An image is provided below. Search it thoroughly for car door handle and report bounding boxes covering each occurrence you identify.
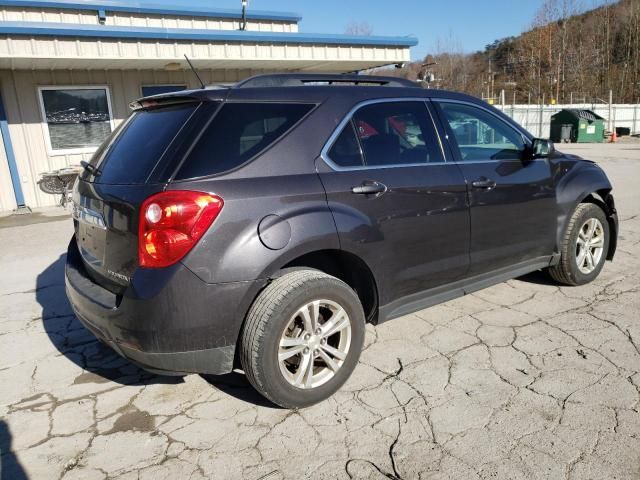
[471,178,497,189]
[351,181,387,195]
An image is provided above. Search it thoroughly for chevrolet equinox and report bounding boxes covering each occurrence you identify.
[65,74,618,408]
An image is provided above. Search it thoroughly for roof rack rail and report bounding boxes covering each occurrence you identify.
[235,73,419,89]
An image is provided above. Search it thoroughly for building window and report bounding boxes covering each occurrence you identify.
[38,86,114,155]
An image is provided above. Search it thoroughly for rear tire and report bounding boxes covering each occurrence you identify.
[548,203,609,286]
[239,270,365,408]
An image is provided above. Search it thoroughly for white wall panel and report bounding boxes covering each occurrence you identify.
[0,67,294,210]
[0,6,299,32]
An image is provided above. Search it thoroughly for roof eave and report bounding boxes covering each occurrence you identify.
[0,0,302,23]
[0,21,419,48]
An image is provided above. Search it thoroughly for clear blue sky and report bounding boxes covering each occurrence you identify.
[275,0,547,59]
[136,0,605,60]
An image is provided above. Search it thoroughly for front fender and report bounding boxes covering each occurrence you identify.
[554,159,617,258]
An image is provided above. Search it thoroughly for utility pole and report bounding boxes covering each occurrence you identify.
[240,0,248,31]
[608,89,613,133]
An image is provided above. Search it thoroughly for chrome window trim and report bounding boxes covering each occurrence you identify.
[432,98,533,150]
[320,98,449,172]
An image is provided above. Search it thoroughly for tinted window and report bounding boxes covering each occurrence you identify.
[439,102,525,161]
[94,103,197,184]
[328,122,364,167]
[352,102,444,167]
[176,102,314,179]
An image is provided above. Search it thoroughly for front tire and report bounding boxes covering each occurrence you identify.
[548,203,610,286]
[239,270,365,408]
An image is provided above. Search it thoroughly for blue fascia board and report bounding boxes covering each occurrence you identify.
[0,91,26,207]
[0,21,419,47]
[0,0,303,22]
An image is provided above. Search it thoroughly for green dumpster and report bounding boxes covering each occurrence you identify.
[550,109,605,143]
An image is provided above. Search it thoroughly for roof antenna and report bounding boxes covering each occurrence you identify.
[184,54,205,89]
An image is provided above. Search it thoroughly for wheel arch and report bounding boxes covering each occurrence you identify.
[278,249,379,324]
[233,248,379,369]
[555,162,617,261]
[579,189,617,260]
[254,248,379,325]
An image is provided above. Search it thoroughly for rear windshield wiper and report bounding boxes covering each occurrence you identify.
[80,160,101,177]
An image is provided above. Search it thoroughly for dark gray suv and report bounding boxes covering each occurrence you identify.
[65,74,618,408]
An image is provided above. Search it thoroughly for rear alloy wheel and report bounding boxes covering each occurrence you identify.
[240,270,365,408]
[278,299,352,389]
[548,203,610,286]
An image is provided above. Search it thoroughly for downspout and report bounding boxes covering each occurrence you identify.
[0,92,30,214]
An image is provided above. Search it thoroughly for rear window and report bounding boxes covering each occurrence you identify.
[175,102,314,180]
[92,103,198,184]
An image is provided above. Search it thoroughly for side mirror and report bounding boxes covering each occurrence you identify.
[531,138,554,159]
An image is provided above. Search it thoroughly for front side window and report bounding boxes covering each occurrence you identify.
[438,102,525,161]
[351,102,443,167]
[176,102,314,179]
[39,87,113,154]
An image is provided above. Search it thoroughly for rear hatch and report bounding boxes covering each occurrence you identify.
[73,98,216,293]
[73,93,316,294]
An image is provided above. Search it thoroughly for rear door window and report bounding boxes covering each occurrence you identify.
[327,122,364,167]
[175,102,314,180]
[92,103,198,184]
[352,102,444,166]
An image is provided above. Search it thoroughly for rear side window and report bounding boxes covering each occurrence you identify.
[176,102,314,179]
[93,103,198,184]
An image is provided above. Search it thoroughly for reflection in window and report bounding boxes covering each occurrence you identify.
[328,122,364,167]
[439,102,525,161]
[176,102,314,179]
[40,88,112,152]
[352,102,443,167]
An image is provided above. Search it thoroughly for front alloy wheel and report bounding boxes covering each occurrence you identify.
[575,218,605,274]
[548,202,610,286]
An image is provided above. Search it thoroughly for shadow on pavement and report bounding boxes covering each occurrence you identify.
[202,372,280,409]
[516,269,558,286]
[0,421,27,480]
[36,254,180,387]
[36,254,275,407]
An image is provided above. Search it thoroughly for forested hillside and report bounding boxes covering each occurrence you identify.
[394,0,639,103]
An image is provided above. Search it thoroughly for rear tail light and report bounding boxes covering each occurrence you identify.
[139,190,223,268]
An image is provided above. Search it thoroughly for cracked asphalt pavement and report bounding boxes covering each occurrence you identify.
[0,142,639,480]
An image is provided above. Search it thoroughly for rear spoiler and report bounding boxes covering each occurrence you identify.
[129,95,203,111]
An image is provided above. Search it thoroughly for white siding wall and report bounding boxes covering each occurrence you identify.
[0,6,299,32]
[0,35,410,71]
[0,68,283,210]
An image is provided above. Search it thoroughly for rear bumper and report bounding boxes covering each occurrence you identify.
[65,236,265,375]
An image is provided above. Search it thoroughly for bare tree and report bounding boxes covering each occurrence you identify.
[344,22,374,36]
[389,0,639,103]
